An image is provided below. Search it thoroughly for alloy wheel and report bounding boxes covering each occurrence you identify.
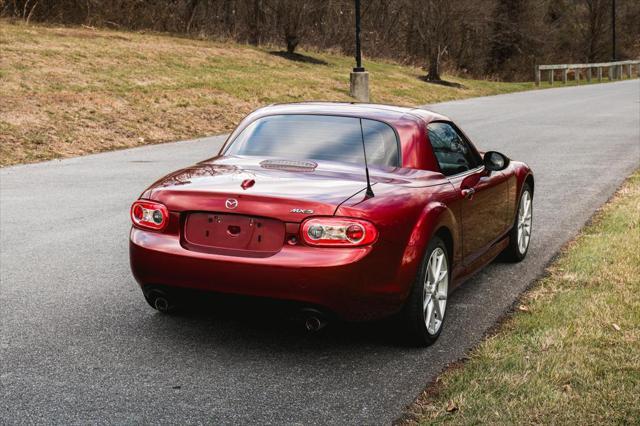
[517,190,532,254]
[423,247,448,335]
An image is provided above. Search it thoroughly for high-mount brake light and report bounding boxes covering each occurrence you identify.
[301,218,377,247]
[130,200,169,231]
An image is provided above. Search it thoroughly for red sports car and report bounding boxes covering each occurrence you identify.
[130,102,533,346]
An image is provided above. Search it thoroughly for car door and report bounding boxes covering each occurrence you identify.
[426,122,509,265]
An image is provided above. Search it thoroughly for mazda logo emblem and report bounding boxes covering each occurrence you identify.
[225,198,238,209]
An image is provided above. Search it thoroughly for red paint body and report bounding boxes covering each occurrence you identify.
[130,103,533,320]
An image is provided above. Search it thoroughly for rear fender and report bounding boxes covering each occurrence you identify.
[399,201,460,293]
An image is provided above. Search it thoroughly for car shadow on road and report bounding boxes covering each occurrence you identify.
[133,258,511,353]
[142,291,413,350]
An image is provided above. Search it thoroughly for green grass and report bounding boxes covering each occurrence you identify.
[407,171,640,425]
[0,20,627,166]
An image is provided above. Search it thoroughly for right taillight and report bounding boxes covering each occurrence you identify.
[130,200,169,231]
[301,217,378,247]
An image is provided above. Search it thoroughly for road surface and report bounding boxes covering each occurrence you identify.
[1,80,639,424]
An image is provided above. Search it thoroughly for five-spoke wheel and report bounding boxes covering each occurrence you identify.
[403,236,450,346]
[423,247,448,335]
[517,189,532,255]
[504,183,533,261]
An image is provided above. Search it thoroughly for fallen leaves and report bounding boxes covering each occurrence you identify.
[540,334,556,352]
[561,272,579,282]
[446,400,459,413]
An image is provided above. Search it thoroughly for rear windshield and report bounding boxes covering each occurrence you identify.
[225,114,399,167]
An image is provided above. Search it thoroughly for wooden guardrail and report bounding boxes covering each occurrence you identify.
[535,60,640,86]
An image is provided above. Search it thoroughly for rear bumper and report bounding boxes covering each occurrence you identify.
[129,228,409,320]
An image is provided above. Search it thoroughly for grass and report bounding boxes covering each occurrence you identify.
[406,171,640,425]
[0,20,581,167]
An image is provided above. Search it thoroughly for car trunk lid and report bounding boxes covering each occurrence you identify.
[143,156,374,256]
[143,156,373,221]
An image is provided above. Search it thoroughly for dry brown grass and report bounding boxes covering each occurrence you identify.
[0,21,540,166]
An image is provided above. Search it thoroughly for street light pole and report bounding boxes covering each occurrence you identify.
[611,0,616,61]
[354,0,364,72]
[349,0,369,101]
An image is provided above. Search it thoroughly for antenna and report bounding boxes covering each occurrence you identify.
[358,119,375,198]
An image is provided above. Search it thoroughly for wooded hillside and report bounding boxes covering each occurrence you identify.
[3,0,639,81]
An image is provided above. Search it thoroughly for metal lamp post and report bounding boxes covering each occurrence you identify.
[611,0,620,79]
[349,0,369,102]
[612,0,616,62]
[354,0,364,73]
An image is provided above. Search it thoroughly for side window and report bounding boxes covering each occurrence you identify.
[427,122,479,176]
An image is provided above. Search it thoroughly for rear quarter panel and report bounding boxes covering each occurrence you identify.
[335,181,460,300]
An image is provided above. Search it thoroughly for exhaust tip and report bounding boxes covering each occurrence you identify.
[305,316,323,332]
[145,288,175,313]
[301,309,328,332]
[154,296,170,313]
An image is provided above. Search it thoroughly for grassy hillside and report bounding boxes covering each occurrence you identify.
[1,21,547,166]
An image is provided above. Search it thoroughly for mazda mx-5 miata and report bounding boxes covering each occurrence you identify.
[130,102,533,346]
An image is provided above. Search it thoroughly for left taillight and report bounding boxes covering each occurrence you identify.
[301,217,378,247]
[130,200,169,231]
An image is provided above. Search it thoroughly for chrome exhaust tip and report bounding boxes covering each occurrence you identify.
[154,296,170,313]
[145,288,175,313]
[302,309,328,332]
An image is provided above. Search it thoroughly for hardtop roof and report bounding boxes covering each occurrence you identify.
[256,101,450,124]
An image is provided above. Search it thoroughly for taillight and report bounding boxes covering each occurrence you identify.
[301,217,377,247]
[130,200,169,231]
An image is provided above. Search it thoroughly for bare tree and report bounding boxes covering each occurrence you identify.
[2,0,639,81]
[247,0,264,45]
[184,0,200,33]
[412,0,454,81]
[266,0,325,54]
[574,0,611,62]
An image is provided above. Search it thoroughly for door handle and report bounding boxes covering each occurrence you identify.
[461,188,476,199]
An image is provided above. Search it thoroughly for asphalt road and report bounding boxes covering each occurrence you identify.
[1,80,639,425]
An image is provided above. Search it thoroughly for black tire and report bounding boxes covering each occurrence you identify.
[402,236,450,347]
[502,183,533,262]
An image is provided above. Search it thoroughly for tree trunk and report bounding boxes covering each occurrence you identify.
[426,51,440,81]
[286,34,299,54]
[248,0,263,46]
[184,0,199,33]
[223,0,236,37]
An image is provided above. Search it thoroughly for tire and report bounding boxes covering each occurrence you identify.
[402,236,450,347]
[503,183,533,262]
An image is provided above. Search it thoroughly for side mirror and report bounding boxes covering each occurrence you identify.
[483,151,510,171]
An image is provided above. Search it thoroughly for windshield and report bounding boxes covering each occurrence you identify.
[225,114,399,167]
